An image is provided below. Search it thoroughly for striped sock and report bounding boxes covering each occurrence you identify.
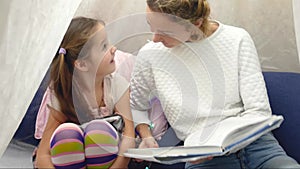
[84,120,119,169]
[50,123,86,169]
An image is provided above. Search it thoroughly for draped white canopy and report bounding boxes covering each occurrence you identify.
[0,0,82,157]
[0,0,299,157]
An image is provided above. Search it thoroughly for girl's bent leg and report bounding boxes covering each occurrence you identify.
[50,123,85,169]
[84,120,119,168]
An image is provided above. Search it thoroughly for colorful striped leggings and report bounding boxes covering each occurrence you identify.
[50,120,119,169]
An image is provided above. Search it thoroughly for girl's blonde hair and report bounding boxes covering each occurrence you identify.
[147,0,211,35]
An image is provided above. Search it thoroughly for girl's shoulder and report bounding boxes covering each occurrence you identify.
[108,73,129,103]
[110,73,129,85]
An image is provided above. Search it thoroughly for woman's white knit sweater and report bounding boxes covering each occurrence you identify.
[130,21,271,141]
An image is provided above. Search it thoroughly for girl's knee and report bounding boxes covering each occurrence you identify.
[84,120,119,168]
[84,120,118,138]
[50,123,85,168]
[51,123,84,143]
[84,119,119,147]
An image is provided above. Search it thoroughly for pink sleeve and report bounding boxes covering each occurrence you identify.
[115,50,168,140]
[148,98,168,140]
[114,50,135,82]
[34,87,51,139]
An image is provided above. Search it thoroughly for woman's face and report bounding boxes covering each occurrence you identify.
[146,6,192,48]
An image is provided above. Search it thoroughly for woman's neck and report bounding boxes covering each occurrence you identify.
[206,21,219,37]
[187,21,219,42]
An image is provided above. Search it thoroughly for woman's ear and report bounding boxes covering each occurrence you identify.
[74,59,88,72]
[189,18,204,41]
[194,18,203,28]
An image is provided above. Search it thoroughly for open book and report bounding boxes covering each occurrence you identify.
[124,115,283,164]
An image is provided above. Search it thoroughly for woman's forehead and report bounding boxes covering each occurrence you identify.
[147,13,188,32]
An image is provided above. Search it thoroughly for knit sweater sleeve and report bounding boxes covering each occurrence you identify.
[130,46,156,127]
[238,30,272,117]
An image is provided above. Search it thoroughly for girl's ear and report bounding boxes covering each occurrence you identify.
[74,59,88,72]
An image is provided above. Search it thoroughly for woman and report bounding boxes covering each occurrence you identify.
[130,0,300,168]
[36,17,135,168]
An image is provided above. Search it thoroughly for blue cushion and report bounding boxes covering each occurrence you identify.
[13,70,300,165]
[263,72,300,163]
[13,69,50,146]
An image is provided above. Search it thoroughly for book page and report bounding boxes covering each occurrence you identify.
[222,115,283,153]
[184,115,272,147]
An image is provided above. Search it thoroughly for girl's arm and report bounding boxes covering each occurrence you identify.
[110,89,136,168]
[35,107,66,168]
[136,123,159,149]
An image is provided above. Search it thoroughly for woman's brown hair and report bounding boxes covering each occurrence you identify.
[147,0,211,35]
[49,17,104,123]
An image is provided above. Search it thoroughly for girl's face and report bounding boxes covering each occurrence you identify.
[85,25,116,77]
[146,6,192,48]
[96,43,117,77]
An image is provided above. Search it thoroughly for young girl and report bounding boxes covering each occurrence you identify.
[35,17,135,168]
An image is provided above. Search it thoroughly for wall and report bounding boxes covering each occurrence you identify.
[75,0,300,72]
[293,0,300,65]
[75,0,149,54]
[209,0,300,73]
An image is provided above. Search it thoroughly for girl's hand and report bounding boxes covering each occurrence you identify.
[133,136,159,163]
[138,136,159,149]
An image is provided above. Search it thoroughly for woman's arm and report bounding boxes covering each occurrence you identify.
[238,30,272,117]
[35,107,66,168]
[110,89,136,168]
[129,46,159,149]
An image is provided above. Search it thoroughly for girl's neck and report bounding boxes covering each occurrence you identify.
[79,74,104,92]
[95,77,105,108]
[76,75,105,109]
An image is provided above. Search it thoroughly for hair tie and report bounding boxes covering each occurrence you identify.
[59,48,67,55]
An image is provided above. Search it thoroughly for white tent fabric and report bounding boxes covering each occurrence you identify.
[74,0,149,54]
[0,0,82,157]
[1,0,300,162]
[293,0,300,64]
[75,0,300,73]
[209,0,300,72]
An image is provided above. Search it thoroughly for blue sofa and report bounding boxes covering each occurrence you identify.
[13,69,50,146]
[13,71,300,166]
[263,72,300,163]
